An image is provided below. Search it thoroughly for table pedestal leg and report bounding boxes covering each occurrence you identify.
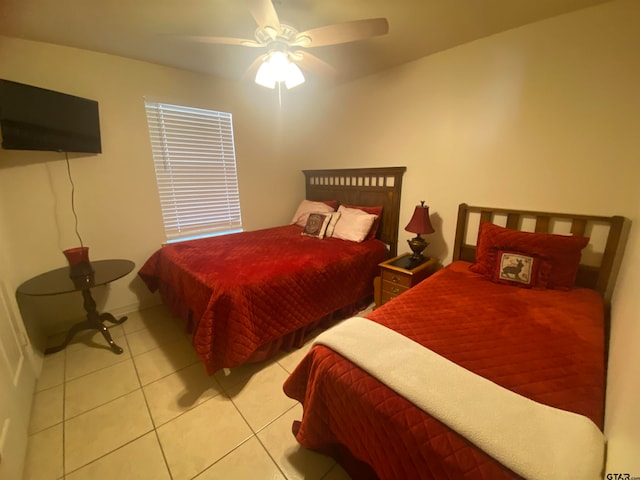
[44,288,127,355]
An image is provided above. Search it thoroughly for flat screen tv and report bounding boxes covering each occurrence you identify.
[0,79,102,154]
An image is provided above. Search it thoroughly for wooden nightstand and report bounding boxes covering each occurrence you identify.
[374,253,437,307]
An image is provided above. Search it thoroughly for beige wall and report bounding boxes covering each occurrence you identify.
[284,0,640,473]
[0,36,304,337]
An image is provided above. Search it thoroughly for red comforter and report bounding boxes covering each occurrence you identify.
[138,225,387,374]
[283,261,606,479]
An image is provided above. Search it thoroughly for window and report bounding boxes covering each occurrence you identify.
[144,101,242,242]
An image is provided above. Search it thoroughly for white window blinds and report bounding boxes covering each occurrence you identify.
[144,101,242,242]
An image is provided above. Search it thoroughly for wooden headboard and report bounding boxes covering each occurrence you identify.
[452,203,626,300]
[303,167,406,257]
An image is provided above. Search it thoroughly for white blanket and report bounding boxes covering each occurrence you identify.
[313,316,605,480]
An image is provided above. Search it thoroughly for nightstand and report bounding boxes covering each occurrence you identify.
[374,253,437,307]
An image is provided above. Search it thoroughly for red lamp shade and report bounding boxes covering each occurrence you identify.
[405,202,435,235]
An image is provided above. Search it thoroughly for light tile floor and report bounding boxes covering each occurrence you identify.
[23,304,359,480]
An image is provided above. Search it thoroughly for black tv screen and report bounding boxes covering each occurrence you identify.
[0,80,102,154]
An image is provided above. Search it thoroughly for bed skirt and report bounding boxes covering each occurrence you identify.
[155,280,373,372]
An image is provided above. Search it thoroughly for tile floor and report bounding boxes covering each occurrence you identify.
[22,304,359,480]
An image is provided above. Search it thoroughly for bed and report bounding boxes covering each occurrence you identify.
[138,166,406,374]
[283,203,626,480]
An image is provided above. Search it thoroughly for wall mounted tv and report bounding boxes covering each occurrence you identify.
[0,79,102,154]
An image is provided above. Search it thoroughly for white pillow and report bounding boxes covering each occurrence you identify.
[290,200,335,227]
[332,207,377,242]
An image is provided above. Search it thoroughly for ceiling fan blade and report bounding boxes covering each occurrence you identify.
[181,35,262,47]
[294,51,337,80]
[293,18,389,48]
[247,0,281,31]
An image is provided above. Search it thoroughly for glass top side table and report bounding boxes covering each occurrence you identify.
[17,259,135,354]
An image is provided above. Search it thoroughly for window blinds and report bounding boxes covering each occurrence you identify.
[145,101,242,241]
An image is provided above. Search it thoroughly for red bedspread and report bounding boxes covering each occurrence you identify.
[283,261,606,479]
[138,225,387,374]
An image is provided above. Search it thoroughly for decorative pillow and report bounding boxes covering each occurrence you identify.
[324,212,342,237]
[322,200,339,210]
[332,207,378,243]
[302,213,332,239]
[339,205,383,240]
[290,200,336,227]
[470,222,589,290]
[491,250,550,289]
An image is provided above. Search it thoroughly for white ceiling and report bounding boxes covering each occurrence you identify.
[0,0,612,87]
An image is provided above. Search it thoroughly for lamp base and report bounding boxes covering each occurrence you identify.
[407,235,428,262]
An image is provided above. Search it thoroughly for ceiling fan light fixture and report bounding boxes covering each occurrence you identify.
[284,62,305,89]
[254,50,305,90]
[268,50,290,82]
[255,60,276,89]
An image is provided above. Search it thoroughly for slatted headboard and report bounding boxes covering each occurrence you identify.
[303,167,406,257]
[452,203,626,300]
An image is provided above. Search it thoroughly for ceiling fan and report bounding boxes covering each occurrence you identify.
[184,0,389,89]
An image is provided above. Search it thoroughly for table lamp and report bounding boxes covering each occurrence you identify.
[405,201,435,262]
